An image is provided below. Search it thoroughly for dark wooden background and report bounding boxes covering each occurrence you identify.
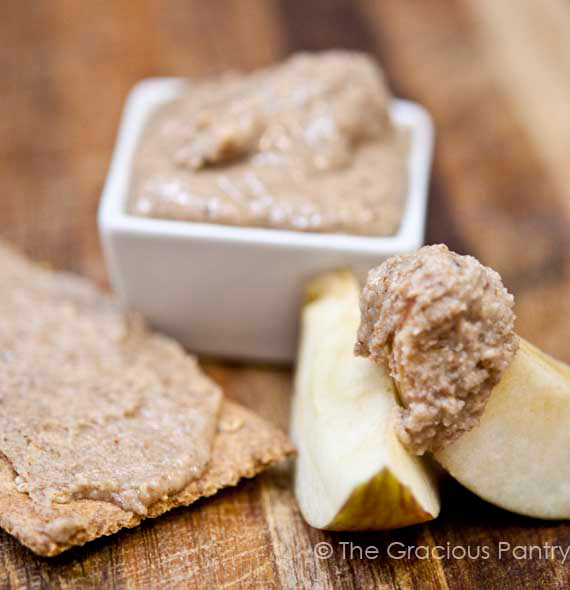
[2,1,570,588]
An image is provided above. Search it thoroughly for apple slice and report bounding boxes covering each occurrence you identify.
[291,271,440,530]
[435,338,570,519]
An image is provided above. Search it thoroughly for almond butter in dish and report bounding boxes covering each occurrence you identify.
[0,242,293,557]
[127,50,410,237]
[100,51,433,364]
[292,245,570,530]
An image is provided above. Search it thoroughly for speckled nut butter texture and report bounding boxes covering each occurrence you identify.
[129,51,409,236]
[0,244,222,539]
[355,244,518,455]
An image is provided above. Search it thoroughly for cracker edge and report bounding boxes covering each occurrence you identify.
[0,401,294,557]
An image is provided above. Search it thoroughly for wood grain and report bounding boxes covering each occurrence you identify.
[1,0,570,588]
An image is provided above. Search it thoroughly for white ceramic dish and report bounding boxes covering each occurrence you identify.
[98,78,434,363]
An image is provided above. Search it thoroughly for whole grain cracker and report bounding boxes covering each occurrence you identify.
[0,242,293,556]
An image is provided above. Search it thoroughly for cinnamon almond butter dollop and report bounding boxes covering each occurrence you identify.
[355,244,518,455]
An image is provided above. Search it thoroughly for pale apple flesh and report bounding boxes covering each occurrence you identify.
[291,271,440,531]
[435,338,570,520]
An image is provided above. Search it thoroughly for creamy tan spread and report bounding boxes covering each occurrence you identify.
[128,51,409,236]
[355,244,518,455]
[0,244,222,523]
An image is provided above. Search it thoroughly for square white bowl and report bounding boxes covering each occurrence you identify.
[98,78,434,363]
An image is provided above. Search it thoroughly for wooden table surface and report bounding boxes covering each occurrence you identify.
[2,1,570,588]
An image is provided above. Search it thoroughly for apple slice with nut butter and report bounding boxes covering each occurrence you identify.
[292,244,570,529]
[291,271,440,530]
[435,338,570,519]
